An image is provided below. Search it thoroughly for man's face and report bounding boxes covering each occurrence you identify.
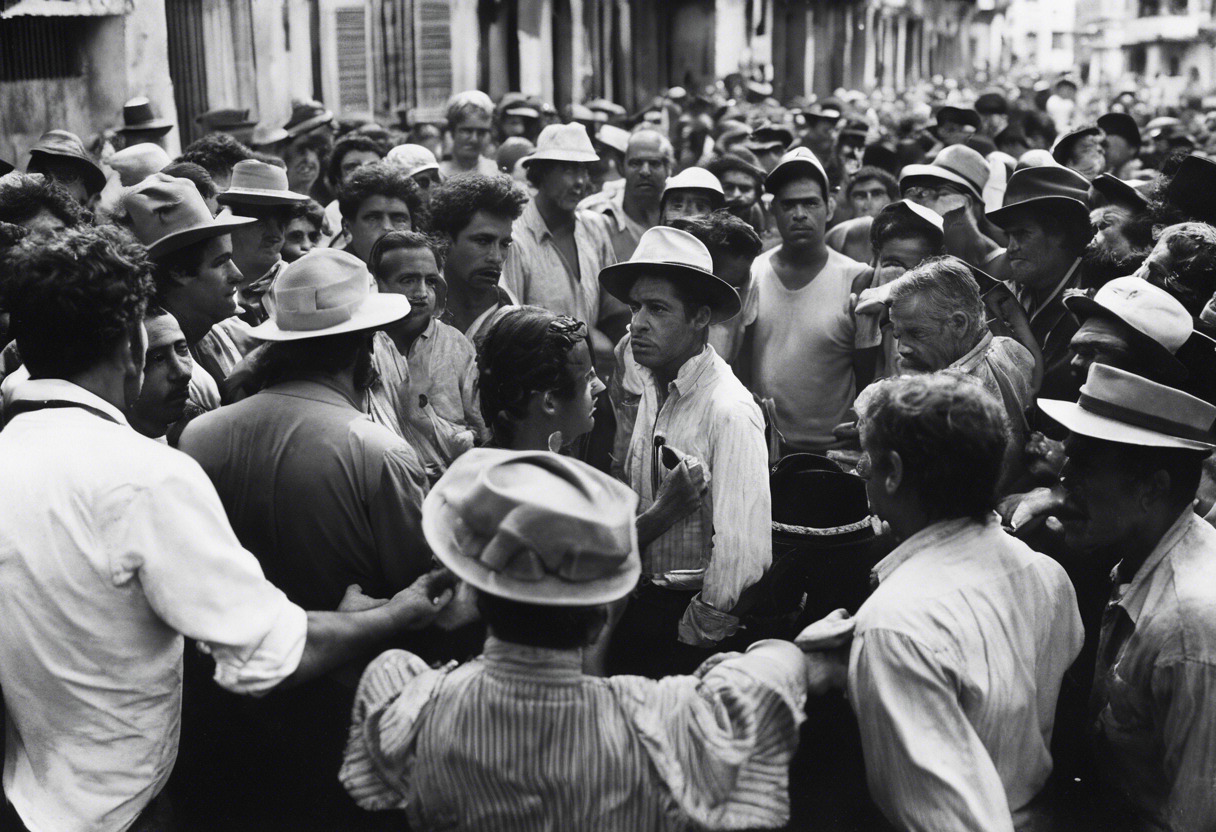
[1067,134,1106,181]
[286,148,321,194]
[1068,316,1137,388]
[501,115,530,138]
[1088,205,1138,265]
[661,189,715,224]
[720,171,759,217]
[337,150,381,187]
[447,210,513,290]
[411,169,441,204]
[715,253,754,292]
[623,136,670,204]
[131,313,193,435]
[19,208,67,238]
[174,234,243,326]
[347,195,411,263]
[537,161,591,213]
[836,140,865,176]
[849,177,893,219]
[1002,213,1061,287]
[376,246,440,330]
[229,210,286,284]
[1132,235,1175,289]
[36,159,90,204]
[981,112,1009,137]
[1104,134,1136,172]
[771,177,832,249]
[936,121,971,147]
[452,112,493,162]
[1057,434,1146,552]
[281,217,321,263]
[875,235,938,285]
[627,275,705,371]
[890,294,964,373]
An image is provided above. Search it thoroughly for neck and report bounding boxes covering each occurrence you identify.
[650,341,704,392]
[386,315,430,356]
[65,365,128,414]
[779,240,828,268]
[234,256,270,290]
[535,193,574,233]
[1026,256,1076,300]
[163,297,217,346]
[886,502,938,543]
[445,273,499,321]
[510,421,558,452]
[1112,506,1187,582]
[622,187,660,225]
[300,366,360,405]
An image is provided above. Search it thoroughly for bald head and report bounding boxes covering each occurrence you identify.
[624,130,673,205]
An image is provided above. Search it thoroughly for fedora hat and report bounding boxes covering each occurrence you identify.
[195,107,258,132]
[423,449,641,606]
[595,124,631,156]
[769,454,877,547]
[386,143,440,178]
[123,174,256,258]
[1051,125,1103,164]
[600,226,741,324]
[987,163,1090,227]
[283,99,334,137]
[587,98,626,119]
[216,159,309,206]
[899,144,989,202]
[499,93,541,121]
[107,143,172,187]
[1091,172,1150,211]
[765,146,831,197]
[1040,362,1216,451]
[1146,116,1181,139]
[26,130,107,195]
[250,249,410,341]
[117,97,173,136]
[662,166,724,204]
[748,123,794,150]
[800,103,842,123]
[934,105,981,132]
[975,92,1009,115]
[522,123,599,166]
[1097,112,1141,148]
[1064,277,1191,385]
[1164,155,1216,225]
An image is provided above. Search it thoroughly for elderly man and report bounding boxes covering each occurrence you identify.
[1132,221,1216,323]
[1039,364,1216,830]
[320,134,384,236]
[601,226,770,666]
[579,129,672,261]
[851,373,1083,831]
[442,90,499,178]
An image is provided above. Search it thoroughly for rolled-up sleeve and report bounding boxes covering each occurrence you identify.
[104,459,306,695]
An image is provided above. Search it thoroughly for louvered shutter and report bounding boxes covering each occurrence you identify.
[320,0,373,119]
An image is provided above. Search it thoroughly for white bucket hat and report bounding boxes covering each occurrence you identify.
[661,166,725,201]
[522,123,599,166]
[386,144,440,178]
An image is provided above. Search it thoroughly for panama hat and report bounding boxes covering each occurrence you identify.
[764,146,831,197]
[1091,173,1149,211]
[1097,112,1141,149]
[249,249,409,341]
[423,449,641,606]
[386,144,440,178]
[117,97,173,136]
[123,174,256,258]
[661,166,724,206]
[216,159,309,206]
[1040,363,1215,451]
[25,130,107,195]
[107,143,172,187]
[599,226,741,324]
[283,100,334,137]
[987,164,1090,226]
[899,144,989,202]
[522,123,599,166]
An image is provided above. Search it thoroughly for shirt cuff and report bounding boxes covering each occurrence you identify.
[678,592,741,646]
[210,597,307,695]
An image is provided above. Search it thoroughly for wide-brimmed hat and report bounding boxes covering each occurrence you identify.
[595,124,631,156]
[1039,363,1216,451]
[521,123,599,166]
[1163,154,1216,224]
[250,249,410,341]
[1052,125,1103,165]
[386,144,440,178]
[599,226,741,324]
[123,174,256,259]
[662,166,724,205]
[747,123,794,150]
[283,100,334,137]
[899,144,989,202]
[764,146,830,196]
[987,164,1090,226]
[26,130,106,195]
[117,97,174,136]
[1097,112,1141,148]
[216,159,310,206]
[1091,172,1149,211]
[875,199,945,243]
[1064,277,1191,385]
[769,454,877,547]
[196,107,259,132]
[423,449,641,606]
[934,105,981,132]
[107,143,172,187]
[1146,116,1181,139]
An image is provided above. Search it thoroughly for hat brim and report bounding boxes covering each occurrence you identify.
[217,187,310,206]
[118,122,174,136]
[1063,294,1189,384]
[899,165,983,201]
[199,120,259,132]
[599,261,741,324]
[28,149,107,195]
[1091,175,1149,210]
[1052,127,1102,163]
[247,293,412,341]
[765,159,830,197]
[423,491,641,606]
[147,213,257,259]
[522,150,600,165]
[284,112,334,137]
[1038,398,1215,451]
[987,195,1089,227]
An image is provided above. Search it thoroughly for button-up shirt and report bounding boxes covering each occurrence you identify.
[949,330,1035,437]
[0,379,307,832]
[501,200,617,326]
[579,185,650,262]
[1090,509,1216,831]
[849,515,1083,832]
[624,345,771,642]
[340,637,808,831]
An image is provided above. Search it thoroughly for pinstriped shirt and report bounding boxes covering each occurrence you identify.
[341,637,807,831]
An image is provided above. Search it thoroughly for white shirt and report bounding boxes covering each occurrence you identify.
[0,379,308,832]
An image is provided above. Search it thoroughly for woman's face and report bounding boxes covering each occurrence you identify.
[550,339,604,444]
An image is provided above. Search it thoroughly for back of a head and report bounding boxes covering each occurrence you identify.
[887,255,985,340]
[178,133,254,180]
[668,210,762,266]
[0,174,86,229]
[428,173,529,239]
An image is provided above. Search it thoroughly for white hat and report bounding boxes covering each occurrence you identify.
[662,166,724,200]
[765,146,830,196]
[250,249,410,341]
[596,124,631,156]
[522,123,599,166]
[386,144,440,178]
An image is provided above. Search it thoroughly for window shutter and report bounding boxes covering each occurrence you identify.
[413,0,451,108]
[320,0,373,119]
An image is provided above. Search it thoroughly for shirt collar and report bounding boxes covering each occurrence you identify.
[872,515,987,584]
[640,344,716,398]
[6,377,130,427]
[949,330,994,374]
[482,636,584,684]
[1113,508,1196,625]
[265,376,362,411]
[240,258,284,301]
[521,199,554,242]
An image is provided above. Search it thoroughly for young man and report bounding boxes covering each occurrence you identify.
[707,150,767,229]
[600,226,770,667]
[336,160,425,264]
[441,90,499,178]
[825,165,901,263]
[126,306,194,442]
[851,373,1083,831]
[321,134,385,236]
[429,172,529,342]
[658,166,724,225]
[281,198,327,262]
[0,226,453,832]
[579,129,673,261]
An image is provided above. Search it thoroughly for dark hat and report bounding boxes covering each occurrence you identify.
[195,107,258,132]
[283,100,334,137]
[25,130,106,195]
[965,134,997,157]
[934,106,981,131]
[747,123,794,150]
[498,92,540,120]
[0,158,12,177]
[1164,155,1216,224]
[995,124,1030,150]
[117,96,174,136]
[1052,125,1103,164]
[769,454,877,547]
[1097,112,1141,148]
[801,103,842,123]
[838,120,869,143]
[1091,172,1150,211]
[975,92,1009,115]
[707,150,766,185]
[987,164,1091,226]
[862,143,900,175]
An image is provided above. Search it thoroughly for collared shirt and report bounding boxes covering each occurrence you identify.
[949,330,1035,435]
[194,316,260,390]
[578,185,650,262]
[0,379,306,832]
[501,199,617,327]
[340,637,808,831]
[624,345,771,642]
[849,516,1083,832]
[178,377,431,611]
[1006,257,1083,401]
[235,259,285,326]
[1090,509,1216,831]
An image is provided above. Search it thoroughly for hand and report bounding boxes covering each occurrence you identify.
[385,568,459,630]
[337,584,388,613]
[935,193,972,220]
[851,286,891,319]
[653,455,709,522]
[1024,432,1067,481]
[997,486,1067,536]
[433,580,481,631]
[795,608,855,651]
[832,420,860,442]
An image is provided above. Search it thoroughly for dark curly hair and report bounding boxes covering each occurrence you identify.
[326,134,385,189]
[161,161,218,203]
[670,210,762,262]
[0,175,86,228]
[177,133,253,182]
[337,160,428,231]
[845,166,899,201]
[476,306,586,447]
[428,173,528,239]
[706,153,764,187]
[0,224,154,378]
[369,229,448,277]
[286,132,332,165]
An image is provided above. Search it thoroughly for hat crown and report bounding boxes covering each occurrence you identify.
[1080,363,1215,439]
[1093,276,1192,352]
[629,226,714,273]
[1002,163,1090,207]
[227,159,291,193]
[31,129,87,158]
[265,249,379,333]
[765,146,830,195]
[881,198,945,232]
[108,143,172,186]
[386,143,439,176]
[123,174,215,247]
[932,144,990,193]
[535,122,597,156]
[123,97,157,124]
[663,166,723,197]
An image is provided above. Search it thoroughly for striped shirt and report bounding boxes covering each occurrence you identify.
[341,637,807,831]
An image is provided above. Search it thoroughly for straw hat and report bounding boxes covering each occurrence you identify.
[521,123,599,166]
[123,174,256,258]
[899,144,990,202]
[216,159,309,206]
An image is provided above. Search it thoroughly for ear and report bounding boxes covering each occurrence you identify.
[884,450,904,496]
[693,304,712,331]
[123,320,146,377]
[826,194,837,225]
[538,389,560,417]
[947,311,970,335]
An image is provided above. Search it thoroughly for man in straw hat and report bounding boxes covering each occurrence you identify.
[175,248,437,827]
[1036,363,1216,830]
[24,129,107,205]
[0,225,456,832]
[599,226,770,667]
[341,447,841,830]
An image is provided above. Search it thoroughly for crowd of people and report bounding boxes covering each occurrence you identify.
[3,69,1216,831]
